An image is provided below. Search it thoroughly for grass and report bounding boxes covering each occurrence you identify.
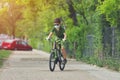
[80,56,120,71]
[0,50,11,67]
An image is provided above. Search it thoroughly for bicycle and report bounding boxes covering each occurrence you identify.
[48,38,66,71]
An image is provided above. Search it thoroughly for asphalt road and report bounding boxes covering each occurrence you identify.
[0,49,120,80]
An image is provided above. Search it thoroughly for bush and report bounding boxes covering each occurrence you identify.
[81,56,120,71]
[104,58,120,71]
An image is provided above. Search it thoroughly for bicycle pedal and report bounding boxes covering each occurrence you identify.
[63,59,67,64]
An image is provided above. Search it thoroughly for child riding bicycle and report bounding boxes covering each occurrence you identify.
[46,18,67,64]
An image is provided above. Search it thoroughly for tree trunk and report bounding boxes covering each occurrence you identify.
[66,0,78,26]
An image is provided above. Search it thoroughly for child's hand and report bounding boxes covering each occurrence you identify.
[46,37,50,40]
[62,38,66,42]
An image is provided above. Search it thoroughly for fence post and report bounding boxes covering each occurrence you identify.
[112,27,115,56]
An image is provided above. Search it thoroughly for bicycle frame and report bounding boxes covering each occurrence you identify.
[53,39,61,49]
[52,39,62,59]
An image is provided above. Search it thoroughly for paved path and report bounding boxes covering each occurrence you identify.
[0,49,120,80]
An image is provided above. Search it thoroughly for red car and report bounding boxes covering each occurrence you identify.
[1,39,32,51]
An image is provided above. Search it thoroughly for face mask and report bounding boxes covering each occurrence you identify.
[54,25,60,29]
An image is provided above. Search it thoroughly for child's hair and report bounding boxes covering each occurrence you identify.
[54,18,61,23]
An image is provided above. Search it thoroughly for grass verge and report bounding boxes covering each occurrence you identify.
[0,50,11,67]
[80,57,120,71]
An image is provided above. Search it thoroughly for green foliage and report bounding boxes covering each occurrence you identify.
[0,50,11,67]
[81,57,120,71]
[97,0,120,26]
[85,57,104,67]
[103,58,120,71]
[67,24,86,59]
[29,38,39,49]
[0,50,11,59]
[70,0,120,71]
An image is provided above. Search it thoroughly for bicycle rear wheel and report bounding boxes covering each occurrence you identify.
[49,52,56,71]
[59,54,65,71]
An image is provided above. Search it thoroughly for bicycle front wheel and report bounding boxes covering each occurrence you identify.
[59,54,65,71]
[49,52,56,71]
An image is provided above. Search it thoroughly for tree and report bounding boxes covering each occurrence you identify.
[0,0,23,38]
[16,0,69,38]
[97,0,120,27]
[66,0,78,26]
